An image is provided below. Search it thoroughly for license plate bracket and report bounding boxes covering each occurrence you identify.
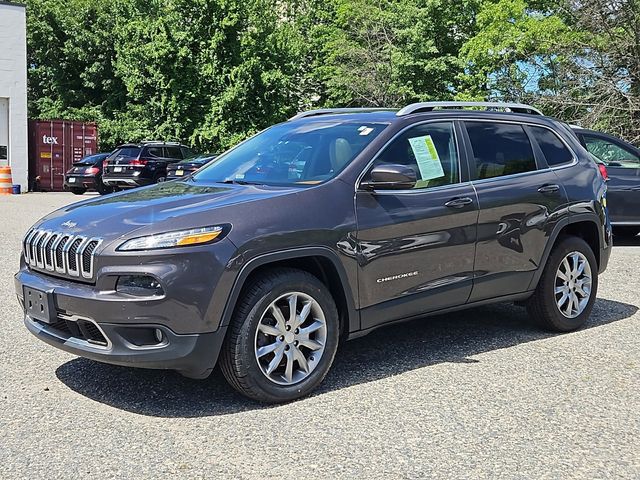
[23,286,56,324]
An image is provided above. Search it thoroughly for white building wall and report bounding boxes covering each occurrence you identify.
[0,2,27,192]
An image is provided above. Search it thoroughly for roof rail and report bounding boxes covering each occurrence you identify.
[396,101,543,117]
[289,108,395,121]
[140,140,182,145]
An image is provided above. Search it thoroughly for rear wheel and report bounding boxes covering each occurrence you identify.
[220,268,339,403]
[70,187,87,195]
[96,179,113,195]
[527,236,598,332]
[614,226,639,238]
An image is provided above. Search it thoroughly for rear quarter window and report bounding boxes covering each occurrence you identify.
[529,126,574,166]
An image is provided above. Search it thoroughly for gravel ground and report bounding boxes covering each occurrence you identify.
[1,192,639,479]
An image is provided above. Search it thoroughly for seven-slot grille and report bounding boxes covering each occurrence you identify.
[23,229,102,280]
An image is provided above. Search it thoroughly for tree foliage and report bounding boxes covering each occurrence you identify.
[22,0,640,150]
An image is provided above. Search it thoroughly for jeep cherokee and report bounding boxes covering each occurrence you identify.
[15,102,612,403]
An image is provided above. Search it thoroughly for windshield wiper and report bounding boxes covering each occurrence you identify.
[220,179,263,186]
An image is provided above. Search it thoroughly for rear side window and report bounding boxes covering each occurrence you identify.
[465,122,536,179]
[181,147,195,159]
[166,146,183,159]
[529,126,573,166]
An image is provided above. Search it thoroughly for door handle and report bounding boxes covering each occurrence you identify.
[444,197,473,208]
[538,184,560,194]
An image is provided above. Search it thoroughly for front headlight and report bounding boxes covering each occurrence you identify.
[117,226,224,251]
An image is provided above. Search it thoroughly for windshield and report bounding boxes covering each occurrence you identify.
[192,120,388,186]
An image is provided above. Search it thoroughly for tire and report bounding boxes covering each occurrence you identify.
[153,173,166,183]
[96,179,113,195]
[614,226,639,238]
[527,236,598,332]
[220,268,340,403]
[70,187,87,195]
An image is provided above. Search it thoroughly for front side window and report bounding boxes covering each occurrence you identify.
[466,122,536,179]
[193,120,388,186]
[583,135,640,168]
[367,122,459,189]
[529,126,573,166]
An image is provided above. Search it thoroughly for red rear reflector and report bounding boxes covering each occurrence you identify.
[598,163,609,181]
[85,167,99,175]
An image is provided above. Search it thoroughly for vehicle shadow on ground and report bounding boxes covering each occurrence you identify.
[56,297,637,417]
[613,235,640,247]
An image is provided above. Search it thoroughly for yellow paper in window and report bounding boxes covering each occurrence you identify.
[408,135,445,181]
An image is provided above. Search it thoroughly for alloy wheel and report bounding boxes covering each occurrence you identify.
[254,292,327,386]
[554,251,592,318]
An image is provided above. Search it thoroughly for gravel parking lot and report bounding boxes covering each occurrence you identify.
[1,192,639,479]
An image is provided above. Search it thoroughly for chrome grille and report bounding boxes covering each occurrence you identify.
[23,228,102,280]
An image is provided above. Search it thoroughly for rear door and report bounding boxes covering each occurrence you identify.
[355,121,479,330]
[463,120,569,302]
[579,132,640,225]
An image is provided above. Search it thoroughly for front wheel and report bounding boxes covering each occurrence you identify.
[70,187,87,195]
[220,268,339,403]
[527,236,598,332]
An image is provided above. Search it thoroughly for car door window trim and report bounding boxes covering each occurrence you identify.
[355,119,464,194]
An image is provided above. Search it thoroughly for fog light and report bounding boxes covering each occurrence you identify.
[154,328,164,343]
[116,275,164,296]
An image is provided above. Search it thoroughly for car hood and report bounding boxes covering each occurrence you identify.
[33,180,301,242]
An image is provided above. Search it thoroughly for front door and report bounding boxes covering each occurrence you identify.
[463,120,569,302]
[355,121,479,330]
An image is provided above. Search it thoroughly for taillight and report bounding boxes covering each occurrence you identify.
[103,160,109,169]
[598,163,609,182]
[85,167,100,175]
[130,159,148,166]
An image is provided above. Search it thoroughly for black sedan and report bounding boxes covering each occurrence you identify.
[572,128,640,236]
[166,153,218,180]
[64,153,112,195]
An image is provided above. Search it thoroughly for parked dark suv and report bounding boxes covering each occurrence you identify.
[102,141,195,189]
[15,102,611,403]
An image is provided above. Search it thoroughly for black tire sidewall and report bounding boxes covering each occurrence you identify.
[537,236,599,331]
[70,187,86,195]
[232,272,339,401]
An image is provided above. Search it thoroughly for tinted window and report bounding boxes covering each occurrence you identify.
[166,146,183,159]
[583,135,640,168]
[466,122,536,179]
[107,147,141,160]
[193,121,388,186]
[181,147,195,159]
[73,154,108,166]
[368,122,459,189]
[530,126,573,166]
[146,147,164,158]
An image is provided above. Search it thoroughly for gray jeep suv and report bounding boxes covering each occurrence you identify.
[15,102,612,402]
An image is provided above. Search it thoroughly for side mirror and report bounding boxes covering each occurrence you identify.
[360,164,417,190]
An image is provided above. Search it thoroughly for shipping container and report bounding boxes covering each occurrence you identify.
[28,120,99,191]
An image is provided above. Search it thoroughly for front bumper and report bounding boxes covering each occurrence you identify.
[15,268,228,378]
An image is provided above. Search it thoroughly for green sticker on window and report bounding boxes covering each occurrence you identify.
[408,135,445,181]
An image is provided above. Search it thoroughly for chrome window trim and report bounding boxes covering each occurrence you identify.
[355,119,464,194]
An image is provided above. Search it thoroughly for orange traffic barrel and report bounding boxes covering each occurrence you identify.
[0,166,13,195]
